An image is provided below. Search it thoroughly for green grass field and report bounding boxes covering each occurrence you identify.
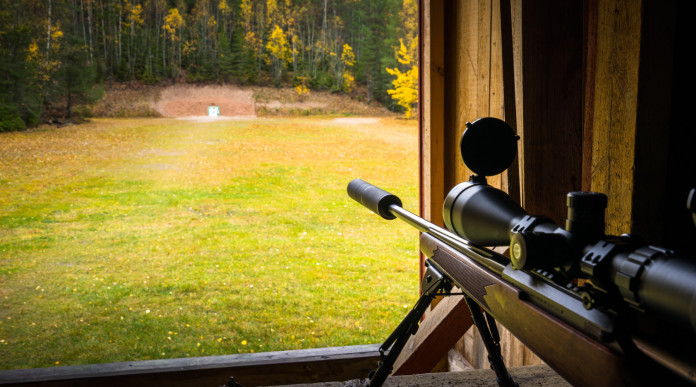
[0,117,420,369]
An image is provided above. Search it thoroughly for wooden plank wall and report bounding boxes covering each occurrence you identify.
[420,0,691,372]
[589,0,686,246]
[442,0,506,191]
[510,0,584,225]
[420,0,446,228]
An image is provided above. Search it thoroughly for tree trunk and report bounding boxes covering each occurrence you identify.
[47,0,52,55]
[87,0,93,64]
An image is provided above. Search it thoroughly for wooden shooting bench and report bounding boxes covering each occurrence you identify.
[1,1,691,386]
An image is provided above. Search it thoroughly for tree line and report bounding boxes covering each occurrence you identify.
[0,0,418,131]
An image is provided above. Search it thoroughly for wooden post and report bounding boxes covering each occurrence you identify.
[589,0,678,243]
[392,292,473,375]
[420,0,446,228]
[443,0,507,190]
[511,0,584,225]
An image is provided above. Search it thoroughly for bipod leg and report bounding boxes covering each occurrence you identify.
[464,296,518,387]
[366,262,451,387]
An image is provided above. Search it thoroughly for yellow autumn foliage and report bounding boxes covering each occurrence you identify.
[163,8,184,41]
[386,39,418,118]
[266,25,290,83]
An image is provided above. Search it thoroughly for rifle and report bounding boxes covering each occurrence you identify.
[347,117,696,386]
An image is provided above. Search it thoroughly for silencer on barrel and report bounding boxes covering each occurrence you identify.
[347,179,403,220]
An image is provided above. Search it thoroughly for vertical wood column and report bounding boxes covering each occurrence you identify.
[443,0,508,191]
[511,0,584,225]
[589,0,676,240]
[590,0,643,235]
[420,0,446,227]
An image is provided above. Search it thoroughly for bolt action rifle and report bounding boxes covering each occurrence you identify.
[347,118,696,386]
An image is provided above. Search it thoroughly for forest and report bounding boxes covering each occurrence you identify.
[0,0,418,131]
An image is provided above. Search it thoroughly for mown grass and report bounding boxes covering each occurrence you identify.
[0,117,420,369]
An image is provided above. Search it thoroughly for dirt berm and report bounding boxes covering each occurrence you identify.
[155,85,255,118]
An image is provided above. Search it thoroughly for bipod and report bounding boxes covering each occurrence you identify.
[364,260,517,387]
[463,296,518,387]
[365,261,452,386]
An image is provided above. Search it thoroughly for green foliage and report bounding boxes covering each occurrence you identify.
[243,46,259,84]
[0,0,418,126]
[0,22,41,130]
[0,103,25,132]
[230,24,246,80]
[217,32,235,82]
[141,67,159,85]
[57,34,100,118]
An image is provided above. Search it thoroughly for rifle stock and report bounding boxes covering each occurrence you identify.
[420,232,684,386]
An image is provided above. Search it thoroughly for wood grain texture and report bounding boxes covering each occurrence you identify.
[582,0,599,192]
[0,345,381,387]
[589,0,676,242]
[626,0,675,243]
[445,0,479,186]
[444,0,510,191]
[421,0,446,228]
[511,0,584,226]
[590,0,643,235]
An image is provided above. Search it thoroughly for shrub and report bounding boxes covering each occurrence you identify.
[0,103,26,132]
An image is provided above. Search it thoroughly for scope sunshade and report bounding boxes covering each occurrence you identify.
[460,117,519,177]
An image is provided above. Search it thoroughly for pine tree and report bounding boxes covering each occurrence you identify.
[57,34,100,118]
[218,31,235,81]
[0,24,42,130]
[230,24,246,81]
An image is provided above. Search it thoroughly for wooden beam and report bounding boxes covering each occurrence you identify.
[590,0,677,242]
[581,0,599,192]
[0,345,380,387]
[444,0,477,185]
[590,0,643,235]
[499,0,520,201]
[420,0,446,228]
[391,292,473,375]
[445,0,509,188]
[511,0,584,225]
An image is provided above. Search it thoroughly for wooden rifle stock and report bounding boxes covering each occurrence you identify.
[420,232,686,386]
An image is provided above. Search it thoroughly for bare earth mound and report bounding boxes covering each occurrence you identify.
[155,85,256,118]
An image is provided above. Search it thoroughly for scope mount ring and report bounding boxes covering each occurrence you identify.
[460,117,519,177]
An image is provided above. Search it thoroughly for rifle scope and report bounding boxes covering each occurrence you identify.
[442,117,696,334]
